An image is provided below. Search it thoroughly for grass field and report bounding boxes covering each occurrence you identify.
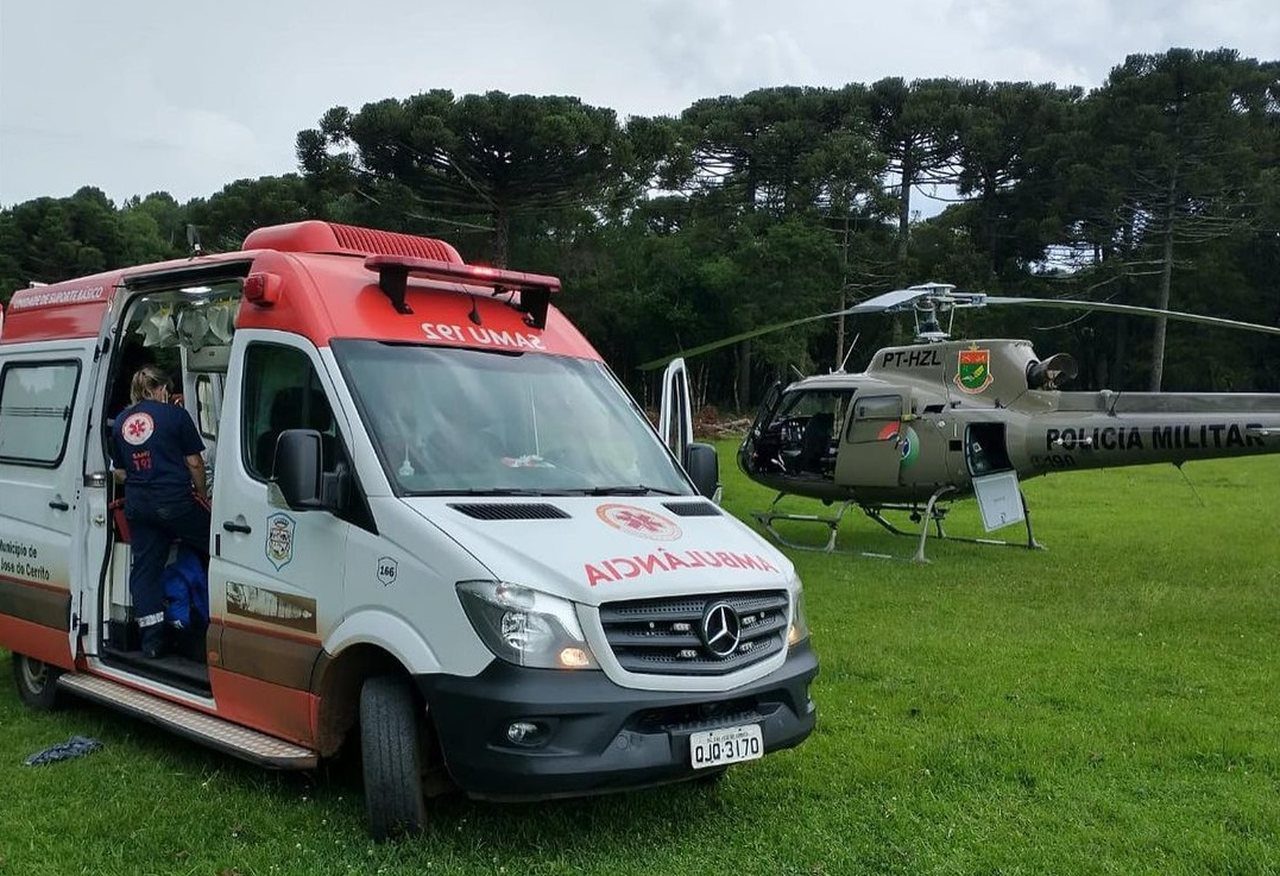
[2,444,1278,875]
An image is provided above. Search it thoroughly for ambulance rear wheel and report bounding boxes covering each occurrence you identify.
[12,654,62,711]
[359,674,427,841]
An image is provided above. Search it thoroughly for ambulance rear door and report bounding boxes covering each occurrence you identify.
[0,336,99,666]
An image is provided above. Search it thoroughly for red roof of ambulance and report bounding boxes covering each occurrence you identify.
[242,220,464,263]
[0,222,599,360]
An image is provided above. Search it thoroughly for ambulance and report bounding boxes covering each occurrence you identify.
[0,221,817,838]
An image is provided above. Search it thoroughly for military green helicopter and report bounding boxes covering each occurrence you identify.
[646,283,1280,561]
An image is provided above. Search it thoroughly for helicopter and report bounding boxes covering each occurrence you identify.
[644,283,1280,561]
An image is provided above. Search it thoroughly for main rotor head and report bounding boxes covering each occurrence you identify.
[863,283,989,343]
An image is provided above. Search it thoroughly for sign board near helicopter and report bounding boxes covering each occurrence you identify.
[972,471,1025,532]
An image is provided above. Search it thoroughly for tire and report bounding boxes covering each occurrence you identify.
[12,653,62,711]
[359,675,427,841]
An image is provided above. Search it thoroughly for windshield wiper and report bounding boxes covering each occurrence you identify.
[569,485,686,496]
[411,488,562,497]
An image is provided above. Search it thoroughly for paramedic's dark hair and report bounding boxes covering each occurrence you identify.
[130,365,169,404]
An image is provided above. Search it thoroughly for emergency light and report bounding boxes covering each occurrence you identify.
[365,255,561,329]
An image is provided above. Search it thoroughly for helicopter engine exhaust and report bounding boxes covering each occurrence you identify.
[1026,353,1079,390]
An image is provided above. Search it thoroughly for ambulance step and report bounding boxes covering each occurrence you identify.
[100,646,212,697]
[57,673,317,770]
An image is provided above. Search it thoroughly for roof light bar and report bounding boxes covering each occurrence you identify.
[365,255,561,329]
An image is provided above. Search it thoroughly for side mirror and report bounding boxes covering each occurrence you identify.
[683,442,720,500]
[271,429,325,511]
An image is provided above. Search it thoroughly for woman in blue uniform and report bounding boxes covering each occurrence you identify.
[111,366,210,658]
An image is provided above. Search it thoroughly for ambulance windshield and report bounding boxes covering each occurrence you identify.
[333,341,693,497]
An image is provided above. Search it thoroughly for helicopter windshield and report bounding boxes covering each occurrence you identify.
[746,387,856,478]
[332,340,693,497]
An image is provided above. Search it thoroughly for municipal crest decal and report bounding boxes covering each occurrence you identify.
[955,347,993,394]
[265,512,296,571]
[596,503,682,541]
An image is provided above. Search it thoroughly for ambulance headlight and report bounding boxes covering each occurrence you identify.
[456,581,598,670]
[788,589,810,648]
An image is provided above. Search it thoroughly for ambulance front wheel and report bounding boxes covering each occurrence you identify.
[12,654,62,711]
[360,674,428,841]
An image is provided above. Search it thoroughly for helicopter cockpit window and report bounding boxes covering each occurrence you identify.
[754,388,855,478]
[847,395,902,444]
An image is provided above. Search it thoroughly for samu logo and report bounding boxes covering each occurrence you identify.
[595,503,682,541]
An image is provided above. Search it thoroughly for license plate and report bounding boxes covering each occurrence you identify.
[689,723,763,769]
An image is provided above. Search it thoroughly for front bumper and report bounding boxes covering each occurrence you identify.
[417,642,818,799]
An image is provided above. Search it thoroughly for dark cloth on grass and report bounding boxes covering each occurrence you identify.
[24,735,103,766]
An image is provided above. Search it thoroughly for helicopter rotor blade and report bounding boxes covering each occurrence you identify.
[985,297,1280,337]
[636,287,930,372]
[637,310,845,371]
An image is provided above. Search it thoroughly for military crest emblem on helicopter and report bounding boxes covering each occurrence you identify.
[955,347,993,394]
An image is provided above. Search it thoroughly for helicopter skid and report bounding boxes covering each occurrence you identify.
[751,488,1044,562]
[863,487,1044,562]
[751,497,858,554]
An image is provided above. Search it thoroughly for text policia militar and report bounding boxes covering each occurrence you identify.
[1045,423,1267,452]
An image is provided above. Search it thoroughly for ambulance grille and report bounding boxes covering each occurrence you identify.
[662,501,721,517]
[599,590,788,676]
[448,503,570,520]
[329,223,462,262]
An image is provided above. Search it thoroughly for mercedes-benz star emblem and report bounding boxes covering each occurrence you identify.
[700,602,741,659]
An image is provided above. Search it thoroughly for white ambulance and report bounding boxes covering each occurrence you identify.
[0,221,817,838]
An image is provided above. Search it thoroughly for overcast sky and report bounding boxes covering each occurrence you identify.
[2,0,1277,207]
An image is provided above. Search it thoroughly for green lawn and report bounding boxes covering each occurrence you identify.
[2,444,1278,875]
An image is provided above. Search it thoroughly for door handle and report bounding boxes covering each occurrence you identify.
[222,520,252,534]
[49,499,70,511]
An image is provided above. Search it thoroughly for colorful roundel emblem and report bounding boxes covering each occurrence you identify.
[121,411,156,446]
[876,422,919,467]
[596,503,682,541]
[899,425,921,468]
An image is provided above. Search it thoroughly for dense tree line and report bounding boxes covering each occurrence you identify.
[3,48,1277,404]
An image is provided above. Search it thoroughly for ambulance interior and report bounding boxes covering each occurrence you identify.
[99,281,241,693]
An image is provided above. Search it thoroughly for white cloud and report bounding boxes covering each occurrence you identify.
[643,0,819,100]
[1,0,1276,205]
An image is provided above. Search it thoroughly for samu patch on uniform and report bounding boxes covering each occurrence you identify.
[121,411,155,446]
[265,512,296,571]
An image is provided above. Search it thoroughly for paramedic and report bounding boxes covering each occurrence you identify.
[111,365,211,658]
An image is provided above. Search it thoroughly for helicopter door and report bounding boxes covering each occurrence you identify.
[964,422,1013,476]
[739,381,782,474]
[834,393,905,488]
[658,357,693,462]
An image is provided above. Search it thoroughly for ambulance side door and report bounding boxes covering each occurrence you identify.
[0,341,96,667]
[207,330,349,744]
